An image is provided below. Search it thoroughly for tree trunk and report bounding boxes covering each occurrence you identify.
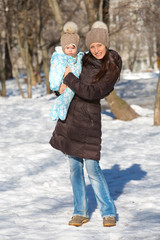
[0,42,6,96]
[148,41,154,69]
[24,1,32,98]
[17,34,32,98]
[98,0,103,21]
[84,0,97,27]
[33,1,42,84]
[154,73,160,125]
[34,43,42,84]
[40,36,50,94]
[48,0,63,32]
[6,33,25,98]
[106,90,140,121]
[17,0,37,96]
[101,0,139,121]
[35,58,42,84]
[103,0,110,27]
[0,75,6,97]
[14,68,25,98]
[5,43,12,79]
[0,74,6,97]
[154,56,160,125]
[1,0,25,98]
[46,0,64,93]
[28,53,37,86]
[24,38,32,98]
[153,0,160,125]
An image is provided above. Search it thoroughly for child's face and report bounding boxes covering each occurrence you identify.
[64,44,77,57]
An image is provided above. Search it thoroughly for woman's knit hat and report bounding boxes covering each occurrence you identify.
[85,21,109,49]
[60,21,80,52]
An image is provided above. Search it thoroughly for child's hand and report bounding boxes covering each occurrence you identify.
[59,83,68,94]
[64,65,71,77]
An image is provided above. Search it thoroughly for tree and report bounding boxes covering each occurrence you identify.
[153,0,160,125]
[0,41,6,97]
[48,0,64,32]
[0,0,156,111]
[140,0,160,125]
[154,73,160,125]
[106,90,139,121]
[1,0,25,98]
[0,0,6,97]
[84,0,97,27]
[101,0,140,120]
[45,0,65,94]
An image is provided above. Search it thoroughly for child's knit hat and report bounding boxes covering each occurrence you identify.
[85,21,109,49]
[60,21,80,52]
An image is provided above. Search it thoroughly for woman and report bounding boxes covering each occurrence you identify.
[49,21,122,227]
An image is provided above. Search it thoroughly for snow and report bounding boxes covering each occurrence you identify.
[0,72,160,240]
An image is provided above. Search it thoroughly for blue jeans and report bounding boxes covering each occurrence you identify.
[68,156,116,218]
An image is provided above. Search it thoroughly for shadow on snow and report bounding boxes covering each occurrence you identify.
[86,163,147,218]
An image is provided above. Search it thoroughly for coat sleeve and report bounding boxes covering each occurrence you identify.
[63,69,118,101]
[63,51,122,101]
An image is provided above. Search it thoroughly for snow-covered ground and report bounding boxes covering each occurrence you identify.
[0,72,160,240]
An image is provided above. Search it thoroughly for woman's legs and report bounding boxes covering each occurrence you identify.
[85,159,116,218]
[68,156,89,217]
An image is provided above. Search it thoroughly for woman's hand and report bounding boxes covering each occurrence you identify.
[59,83,68,94]
[64,65,71,77]
[59,65,70,94]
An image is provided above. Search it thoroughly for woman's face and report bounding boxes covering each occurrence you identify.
[89,42,106,59]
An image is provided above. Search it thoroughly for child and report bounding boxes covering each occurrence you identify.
[49,22,83,121]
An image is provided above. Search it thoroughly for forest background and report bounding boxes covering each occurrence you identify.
[0,0,160,124]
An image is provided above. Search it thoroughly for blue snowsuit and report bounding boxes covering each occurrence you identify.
[49,51,84,121]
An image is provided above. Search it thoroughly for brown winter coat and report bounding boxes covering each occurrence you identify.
[49,50,122,160]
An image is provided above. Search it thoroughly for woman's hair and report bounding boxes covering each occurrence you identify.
[82,49,121,83]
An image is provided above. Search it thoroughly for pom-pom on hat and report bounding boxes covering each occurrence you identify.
[60,21,80,52]
[85,21,109,49]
